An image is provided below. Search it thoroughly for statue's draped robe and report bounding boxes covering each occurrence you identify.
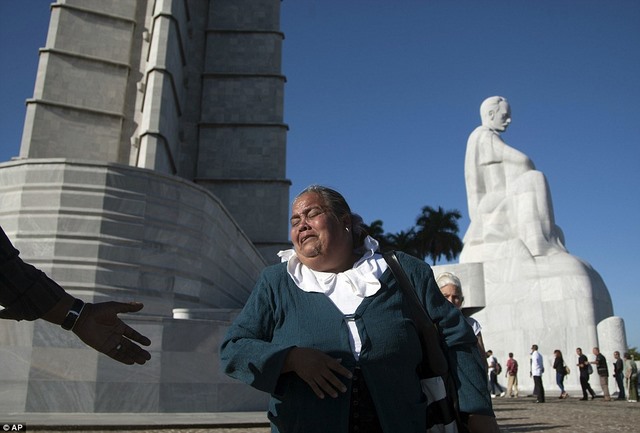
[461,125,565,262]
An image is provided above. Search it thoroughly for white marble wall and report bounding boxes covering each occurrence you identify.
[0,313,268,412]
[0,160,269,412]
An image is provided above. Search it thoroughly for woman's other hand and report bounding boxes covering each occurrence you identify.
[282,347,352,399]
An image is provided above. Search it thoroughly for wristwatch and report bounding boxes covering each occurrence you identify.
[61,298,85,330]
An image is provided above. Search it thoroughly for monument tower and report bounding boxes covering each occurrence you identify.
[0,0,286,412]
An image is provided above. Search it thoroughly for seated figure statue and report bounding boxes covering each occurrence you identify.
[455,97,619,379]
[460,96,567,262]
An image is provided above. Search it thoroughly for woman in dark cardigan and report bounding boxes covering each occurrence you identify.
[221,185,497,433]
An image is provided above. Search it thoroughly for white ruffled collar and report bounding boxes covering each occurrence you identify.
[277,236,388,298]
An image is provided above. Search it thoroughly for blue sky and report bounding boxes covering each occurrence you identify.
[1,1,639,349]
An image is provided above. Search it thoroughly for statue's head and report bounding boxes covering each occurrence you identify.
[480,96,511,132]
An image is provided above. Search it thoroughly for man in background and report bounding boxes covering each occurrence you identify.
[613,351,625,400]
[591,347,611,401]
[576,347,596,401]
[506,352,519,398]
[530,344,545,403]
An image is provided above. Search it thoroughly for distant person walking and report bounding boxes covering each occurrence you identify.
[613,351,625,400]
[505,352,519,398]
[530,344,545,403]
[591,347,611,401]
[576,347,596,400]
[487,350,506,397]
[623,352,638,403]
[553,349,569,399]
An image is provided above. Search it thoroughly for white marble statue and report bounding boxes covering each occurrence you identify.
[461,96,566,262]
[452,96,622,395]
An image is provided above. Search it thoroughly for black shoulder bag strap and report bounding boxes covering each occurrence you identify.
[383,251,470,432]
[382,251,448,377]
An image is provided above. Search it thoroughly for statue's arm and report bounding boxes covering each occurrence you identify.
[465,129,505,218]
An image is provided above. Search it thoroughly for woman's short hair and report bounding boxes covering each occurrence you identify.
[436,272,462,291]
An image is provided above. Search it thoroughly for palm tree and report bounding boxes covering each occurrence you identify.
[386,229,420,258]
[362,219,385,239]
[414,206,463,265]
[361,219,391,251]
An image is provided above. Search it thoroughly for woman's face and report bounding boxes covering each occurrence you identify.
[440,284,463,309]
[290,192,352,272]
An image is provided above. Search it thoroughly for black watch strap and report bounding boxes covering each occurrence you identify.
[61,298,85,330]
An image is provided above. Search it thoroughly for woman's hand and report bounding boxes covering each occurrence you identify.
[282,347,352,399]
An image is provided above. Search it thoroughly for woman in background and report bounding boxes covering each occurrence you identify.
[553,349,569,399]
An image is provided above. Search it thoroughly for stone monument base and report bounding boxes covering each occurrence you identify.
[0,311,268,412]
[434,252,624,395]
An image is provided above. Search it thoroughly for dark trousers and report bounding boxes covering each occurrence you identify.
[580,374,596,398]
[533,375,545,402]
[615,372,625,399]
[489,371,504,395]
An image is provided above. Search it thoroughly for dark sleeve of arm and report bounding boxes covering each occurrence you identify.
[219,268,295,395]
[0,226,66,321]
[399,252,494,417]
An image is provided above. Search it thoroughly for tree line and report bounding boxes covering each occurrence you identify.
[362,205,463,265]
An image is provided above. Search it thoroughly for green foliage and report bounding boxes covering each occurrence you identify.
[361,219,392,252]
[415,206,463,265]
[627,347,639,360]
[364,205,463,265]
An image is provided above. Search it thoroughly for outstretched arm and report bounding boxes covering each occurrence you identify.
[1,226,151,365]
[42,293,151,365]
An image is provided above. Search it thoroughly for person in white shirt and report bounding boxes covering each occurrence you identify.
[530,344,545,403]
[485,350,506,397]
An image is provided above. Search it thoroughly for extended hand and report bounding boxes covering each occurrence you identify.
[72,302,151,365]
[282,347,352,399]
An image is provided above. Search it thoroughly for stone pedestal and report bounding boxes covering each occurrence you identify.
[0,313,268,412]
[435,254,620,394]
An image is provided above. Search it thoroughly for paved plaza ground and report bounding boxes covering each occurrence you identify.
[3,394,639,432]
